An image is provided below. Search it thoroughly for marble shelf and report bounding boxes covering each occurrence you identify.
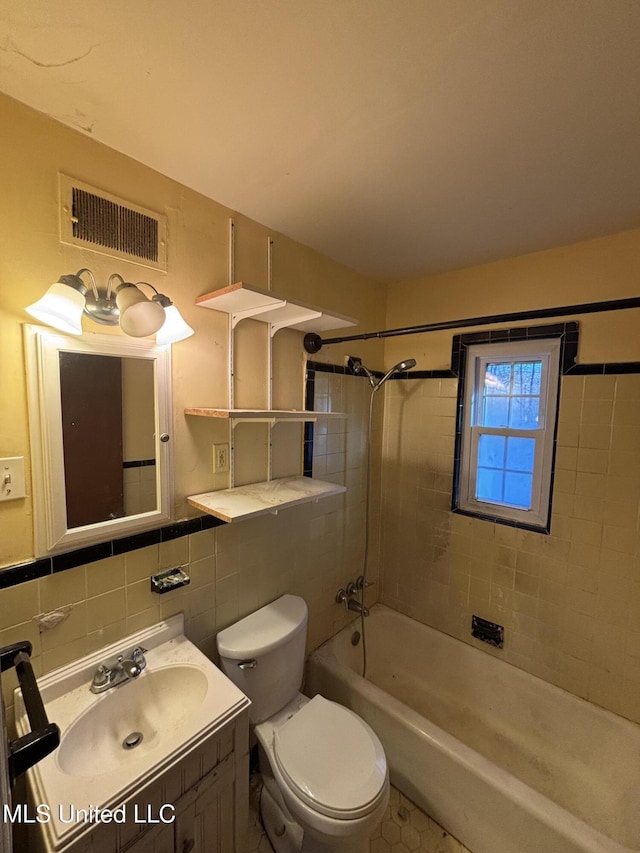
[195,281,357,332]
[187,476,346,523]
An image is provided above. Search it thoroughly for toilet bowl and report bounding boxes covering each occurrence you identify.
[257,693,389,851]
[216,595,389,853]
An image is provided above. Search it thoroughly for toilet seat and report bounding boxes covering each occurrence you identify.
[273,695,387,820]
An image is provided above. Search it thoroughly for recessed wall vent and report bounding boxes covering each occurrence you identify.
[59,175,167,271]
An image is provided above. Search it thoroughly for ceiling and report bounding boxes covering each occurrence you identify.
[1,0,640,281]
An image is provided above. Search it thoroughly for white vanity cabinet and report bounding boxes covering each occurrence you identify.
[26,709,249,853]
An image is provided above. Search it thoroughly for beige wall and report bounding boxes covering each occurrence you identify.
[384,227,640,370]
[0,93,384,722]
[380,233,640,724]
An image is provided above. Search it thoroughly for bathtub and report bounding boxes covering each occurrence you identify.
[306,604,640,853]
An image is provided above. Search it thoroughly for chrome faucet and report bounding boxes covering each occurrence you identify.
[90,646,147,694]
[335,588,370,617]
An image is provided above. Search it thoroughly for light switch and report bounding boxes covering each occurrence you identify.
[0,457,26,502]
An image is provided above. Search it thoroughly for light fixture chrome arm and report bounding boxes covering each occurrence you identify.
[74,268,100,300]
[105,272,125,300]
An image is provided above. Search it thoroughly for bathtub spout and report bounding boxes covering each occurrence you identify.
[346,597,369,617]
[336,588,370,617]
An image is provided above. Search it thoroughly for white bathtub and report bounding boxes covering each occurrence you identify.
[306,604,640,853]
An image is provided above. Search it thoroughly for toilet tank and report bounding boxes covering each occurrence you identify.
[216,595,308,723]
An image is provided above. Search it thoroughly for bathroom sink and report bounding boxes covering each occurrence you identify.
[14,614,250,852]
[57,664,208,777]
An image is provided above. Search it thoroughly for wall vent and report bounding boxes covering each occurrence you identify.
[59,175,167,271]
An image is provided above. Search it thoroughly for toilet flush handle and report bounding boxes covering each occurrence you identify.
[237,659,257,670]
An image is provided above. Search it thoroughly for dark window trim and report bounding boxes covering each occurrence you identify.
[450,322,577,534]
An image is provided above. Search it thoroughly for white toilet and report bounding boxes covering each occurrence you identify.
[216,594,389,853]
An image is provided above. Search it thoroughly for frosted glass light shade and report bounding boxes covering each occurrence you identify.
[155,305,195,345]
[25,282,85,335]
[116,285,165,337]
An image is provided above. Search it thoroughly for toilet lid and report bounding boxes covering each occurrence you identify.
[274,695,387,820]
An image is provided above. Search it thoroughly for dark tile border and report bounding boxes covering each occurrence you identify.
[0,514,226,591]
[123,459,156,469]
[52,542,113,574]
[0,558,52,591]
[306,360,384,379]
[449,321,580,379]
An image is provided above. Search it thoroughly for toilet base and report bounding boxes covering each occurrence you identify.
[260,778,370,853]
[261,780,303,853]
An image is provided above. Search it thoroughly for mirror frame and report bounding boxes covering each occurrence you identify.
[24,324,174,556]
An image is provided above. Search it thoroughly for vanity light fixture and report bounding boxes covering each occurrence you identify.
[26,268,194,344]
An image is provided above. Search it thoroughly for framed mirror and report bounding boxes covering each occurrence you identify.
[24,325,173,555]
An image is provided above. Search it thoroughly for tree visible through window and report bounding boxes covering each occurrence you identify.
[455,339,560,530]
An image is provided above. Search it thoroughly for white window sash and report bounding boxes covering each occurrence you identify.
[458,338,560,528]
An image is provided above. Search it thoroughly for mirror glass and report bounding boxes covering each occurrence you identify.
[59,353,157,526]
[25,326,173,555]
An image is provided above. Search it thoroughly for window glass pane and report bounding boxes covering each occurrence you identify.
[504,472,533,508]
[509,396,540,429]
[476,467,504,503]
[478,434,505,469]
[506,437,536,472]
[459,340,558,526]
[513,362,542,396]
[482,396,509,427]
[485,363,511,395]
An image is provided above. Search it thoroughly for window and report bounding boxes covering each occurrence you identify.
[455,338,561,530]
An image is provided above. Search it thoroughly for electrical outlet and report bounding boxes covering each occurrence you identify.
[212,444,229,473]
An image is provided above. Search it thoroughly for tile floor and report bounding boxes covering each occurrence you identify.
[244,776,473,853]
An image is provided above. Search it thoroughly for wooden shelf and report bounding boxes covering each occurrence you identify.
[187,476,346,523]
[196,282,357,333]
[185,407,346,421]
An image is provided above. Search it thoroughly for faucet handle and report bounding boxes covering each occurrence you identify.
[131,647,147,670]
[345,581,358,597]
[91,664,111,689]
[335,589,348,611]
[355,575,373,590]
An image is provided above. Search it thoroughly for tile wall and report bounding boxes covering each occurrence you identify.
[380,372,640,724]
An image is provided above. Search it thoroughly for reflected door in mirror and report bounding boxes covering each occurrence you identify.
[60,353,125,526]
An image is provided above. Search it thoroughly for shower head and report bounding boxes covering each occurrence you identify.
[394,359,417,373]
[376,358,417,389]
[354,358,417,390]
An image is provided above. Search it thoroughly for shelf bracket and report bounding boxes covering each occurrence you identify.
[229,416,316,428]
[230,417,278,428]
[231,300,287,329]
[269,309,322,336]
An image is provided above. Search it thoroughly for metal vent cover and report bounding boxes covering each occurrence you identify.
[59,175,167,271]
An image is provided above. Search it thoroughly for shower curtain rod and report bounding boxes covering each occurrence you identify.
[303,296,640,354]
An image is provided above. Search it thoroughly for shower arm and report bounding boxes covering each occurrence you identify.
[303,295,640,354]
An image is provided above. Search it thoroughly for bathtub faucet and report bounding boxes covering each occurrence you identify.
[335,588,370,617]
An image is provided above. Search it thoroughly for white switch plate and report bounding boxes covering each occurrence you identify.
[0,457,26,502]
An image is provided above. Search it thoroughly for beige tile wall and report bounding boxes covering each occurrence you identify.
[2,371,371,731]
[380,372,640,725]
[312,372,382,594]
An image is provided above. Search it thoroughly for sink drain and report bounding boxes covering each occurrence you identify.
[122,731,144,750]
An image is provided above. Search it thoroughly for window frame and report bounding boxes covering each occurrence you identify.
[456,338,561,530]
